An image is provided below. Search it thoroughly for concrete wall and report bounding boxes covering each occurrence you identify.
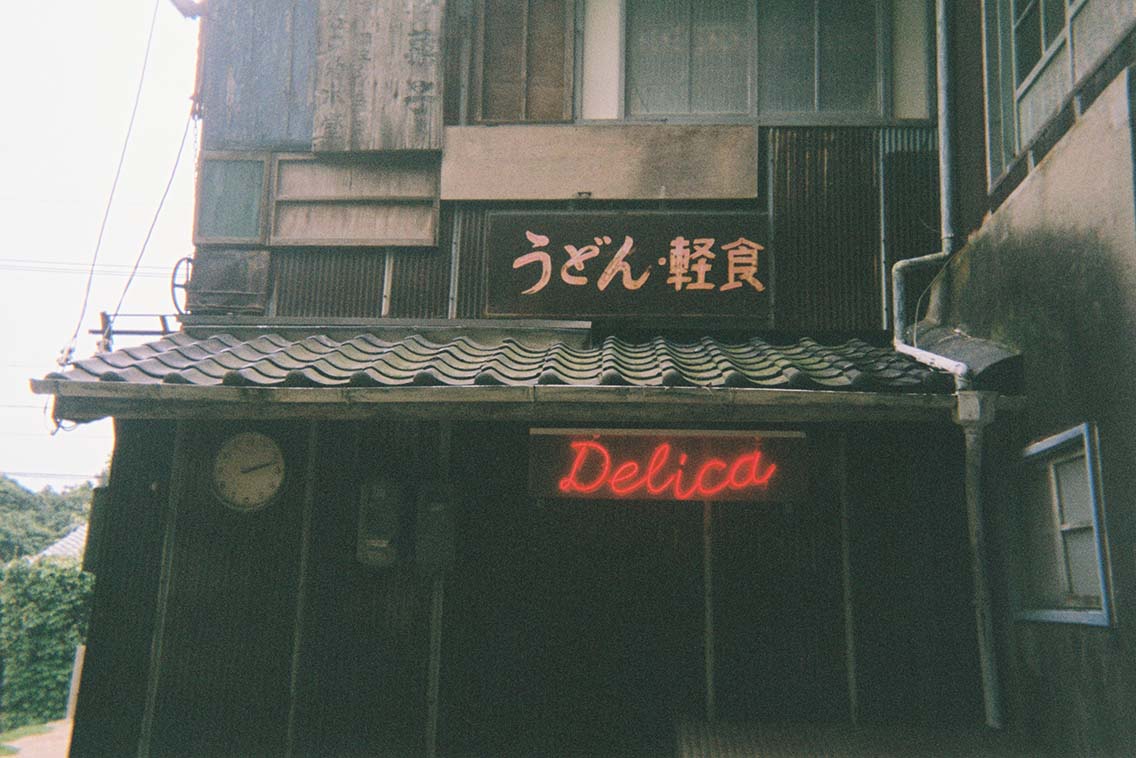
[942,69,1136,753]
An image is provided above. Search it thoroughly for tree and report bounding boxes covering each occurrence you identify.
[0,476,94,562]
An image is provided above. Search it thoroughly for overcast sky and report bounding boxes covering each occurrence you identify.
[0,1,199,491]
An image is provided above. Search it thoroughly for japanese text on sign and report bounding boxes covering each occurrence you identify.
[485,211,772,321]
[513,232,764,295]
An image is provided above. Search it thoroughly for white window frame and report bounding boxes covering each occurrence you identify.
[575,0,933,126]
[982,0,1098,186]
[1014,423,1113,627]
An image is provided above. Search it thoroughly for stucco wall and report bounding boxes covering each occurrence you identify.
[943,69,1136,752]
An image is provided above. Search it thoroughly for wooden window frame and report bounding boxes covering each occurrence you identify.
[471,0,577,124]
[1014,423,1113,627]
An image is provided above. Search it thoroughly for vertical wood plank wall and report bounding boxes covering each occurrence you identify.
[77,418,981,754]
[200,0,317,151]
[143,422,309,757]
[69,422,175,758]
[313,0,445,152]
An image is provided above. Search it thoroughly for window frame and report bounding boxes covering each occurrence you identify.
[471,0,578,124]
[982,0,1094,188]
[599,0,899,124]
[570,0,929,127]
[1013,423,1113,627]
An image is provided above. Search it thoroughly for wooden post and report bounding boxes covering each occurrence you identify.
[285,423,319,756]
[702,500,716,722]
[137,423,190,758]
[425,578,445,757]
[425,422,452,757]
[837,433,860,724]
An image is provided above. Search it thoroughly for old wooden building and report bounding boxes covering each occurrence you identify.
[33,0,1134,755]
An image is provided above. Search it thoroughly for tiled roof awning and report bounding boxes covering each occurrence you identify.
[32,332,962,423]
[44,332,950,391]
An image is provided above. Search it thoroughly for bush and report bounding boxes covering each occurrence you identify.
[0,560,93,730]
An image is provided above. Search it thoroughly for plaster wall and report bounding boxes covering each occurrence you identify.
[943,69,1136,753]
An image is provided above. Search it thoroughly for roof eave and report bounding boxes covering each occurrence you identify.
[31,378,970,425]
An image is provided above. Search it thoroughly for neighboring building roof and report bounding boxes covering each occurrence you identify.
[35,523,87,562]
[43,332,951,392]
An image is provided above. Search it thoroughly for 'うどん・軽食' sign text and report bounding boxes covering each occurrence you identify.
[487,211,772,322]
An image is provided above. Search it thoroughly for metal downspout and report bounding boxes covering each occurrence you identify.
[888,0,1003,730]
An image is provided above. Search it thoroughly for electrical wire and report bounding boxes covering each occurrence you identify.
[59,0,163,368]
[106,109,194,331]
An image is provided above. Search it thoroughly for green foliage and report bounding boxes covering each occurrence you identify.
[0,560,94,730]
[0,476,94,562]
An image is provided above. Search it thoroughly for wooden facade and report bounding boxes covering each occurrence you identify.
[51,0,1136,755]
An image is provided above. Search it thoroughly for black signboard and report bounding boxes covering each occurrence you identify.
[529,429,807,503]
[486,211,771,321]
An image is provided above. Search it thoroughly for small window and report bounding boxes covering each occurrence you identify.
[1014,424,1112,626]
[758,0,880,116]
[475,0,575,122]
[625,0,752,117]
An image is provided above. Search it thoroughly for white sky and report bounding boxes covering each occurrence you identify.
[0,1,199,491]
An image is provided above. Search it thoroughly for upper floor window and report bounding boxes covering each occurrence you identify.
[983,0,1133,185]
[466,0,934,125]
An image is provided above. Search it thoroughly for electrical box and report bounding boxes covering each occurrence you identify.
[356,479,408,567]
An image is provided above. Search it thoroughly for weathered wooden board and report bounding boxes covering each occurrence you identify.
[440,125,758,199]
[275,155,439,199]
[201,0,317,150]
[314,0,445,152]
[272,203,438,246]
[270,155,440,246]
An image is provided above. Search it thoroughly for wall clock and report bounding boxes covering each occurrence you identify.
[211,431,286,511]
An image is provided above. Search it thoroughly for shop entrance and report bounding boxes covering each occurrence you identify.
[440,489,846,755]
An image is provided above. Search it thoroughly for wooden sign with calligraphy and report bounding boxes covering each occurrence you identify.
[485,211,772,321]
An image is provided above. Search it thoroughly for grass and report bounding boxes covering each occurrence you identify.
[0,722,53,754]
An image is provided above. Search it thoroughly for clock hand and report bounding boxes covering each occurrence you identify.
[240,461,278,474]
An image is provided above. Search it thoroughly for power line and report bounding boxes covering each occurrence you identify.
[109,111,195,329]
[60,0,163,368]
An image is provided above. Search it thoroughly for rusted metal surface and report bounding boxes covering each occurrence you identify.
[770,126,938,333]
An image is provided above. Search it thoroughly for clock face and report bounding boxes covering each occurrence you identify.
[212,432,286,511]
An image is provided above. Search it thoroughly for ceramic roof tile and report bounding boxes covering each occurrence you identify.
[45,332,952,393]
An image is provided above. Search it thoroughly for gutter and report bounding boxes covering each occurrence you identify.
[889,1,1003,731]
[891,0,972,392]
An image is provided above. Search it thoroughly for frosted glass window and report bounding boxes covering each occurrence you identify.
[626,0,749,116]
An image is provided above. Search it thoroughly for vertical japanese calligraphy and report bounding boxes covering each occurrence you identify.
[486,211,772,321]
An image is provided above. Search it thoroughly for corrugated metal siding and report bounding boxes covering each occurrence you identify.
[387,211,453,318]
[770,126,938,333]
[263,127,936,328]
[454,204,491,318]
[272,249,386,318]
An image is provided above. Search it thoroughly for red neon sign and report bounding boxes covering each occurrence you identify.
[558,440,776,500]
[529,430,805,502]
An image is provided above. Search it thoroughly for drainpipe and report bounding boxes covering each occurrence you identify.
[891,0,969,391]
[888,0,1004,730]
